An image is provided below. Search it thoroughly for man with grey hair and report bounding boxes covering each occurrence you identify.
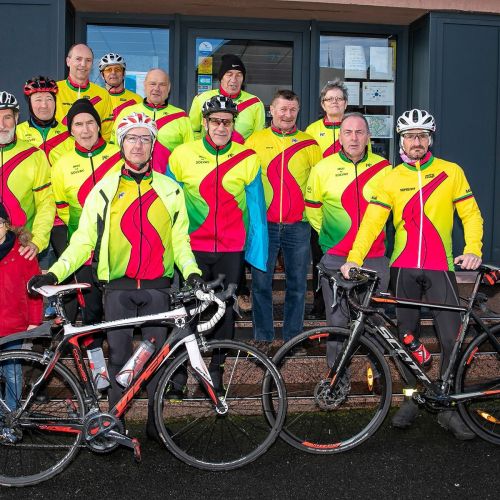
[305,112,392,354]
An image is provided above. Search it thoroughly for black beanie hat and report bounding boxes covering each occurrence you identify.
[0,202,9,223]
[218,54,246,81]
[66,98,101,133]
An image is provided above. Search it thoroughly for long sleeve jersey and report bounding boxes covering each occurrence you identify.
[189,88,265,143]
[246,126,322,223]
[50,169,200,283]
[347,153,484,271]
[51,139,122,238]
[16,119,74,166]
[107,88,142,121]
[167,137,268,271]
[113,100,193,174]
[55,78,114,141]
[0,139,55,251]
[305,150,392,257]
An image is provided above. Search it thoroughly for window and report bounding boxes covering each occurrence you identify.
[319,34,397,161]
[87,25,169,97]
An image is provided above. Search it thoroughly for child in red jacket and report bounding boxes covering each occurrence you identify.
[0,203,43,411]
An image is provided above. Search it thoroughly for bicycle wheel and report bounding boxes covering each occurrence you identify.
[272,327,392,453]
[154,339,286,470]
[456,324,500,444]
[0,350,85,487]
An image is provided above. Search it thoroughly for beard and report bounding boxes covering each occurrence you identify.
[0,128,15,145]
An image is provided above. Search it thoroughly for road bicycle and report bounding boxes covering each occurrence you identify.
[268,263,500,453]
[0,277,286,486]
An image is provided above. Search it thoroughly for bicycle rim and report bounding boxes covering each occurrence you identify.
[154,339,286,470]
[272,327,392,453]
[456,325,500,444]
[0,351,85,487]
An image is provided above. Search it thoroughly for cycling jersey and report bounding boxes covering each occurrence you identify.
[16,119,74,166]
[189,87,265,143]
[55,78,114,141]
[347,153,483,271]
[305,150,392,257]
[246,126,322,223]
[51,139,121,238]
[113,101,193,174]
[167,137,268,270]
[107,88,142,121]
[49,169,200,283]
[306,117,373,158]
[0,139,55,251]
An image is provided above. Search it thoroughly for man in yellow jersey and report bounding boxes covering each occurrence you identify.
[55,44,114,141]
[0,91,54,260]
[98,52,142,120]
[29,112,202,440]
[341,109,483,440]
[247,90,322,346]
[113,68,193,174]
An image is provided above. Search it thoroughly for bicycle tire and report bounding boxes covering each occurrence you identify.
[0,350,85,487]
[271,327,392,453]
[153,339,287,470]
[456,324,500,444]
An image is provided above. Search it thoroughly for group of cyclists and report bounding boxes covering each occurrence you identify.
[0,42,485,441]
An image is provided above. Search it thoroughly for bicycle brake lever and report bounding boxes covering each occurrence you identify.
[331,280,338,310]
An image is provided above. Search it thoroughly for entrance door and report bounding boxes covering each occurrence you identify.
[185,28,305,128]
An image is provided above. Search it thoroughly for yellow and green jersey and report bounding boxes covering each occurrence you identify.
[347,153,484,271]
[51,139,121,238]
[55,78,114,141]
[16,119,74,166]
[246,126,322,223]
[50,169,200,283]
[305,150,392,257]
[113,101,193,174]
[0,139,55,251]
[167,137,268,270]
[107,88,142,121]
[189,87,265,143]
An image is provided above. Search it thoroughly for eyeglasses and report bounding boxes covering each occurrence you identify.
[402,132,430,141]
[0,220,7,227]
[208,117,234,127]
[322,96,345,103]
[124,135,153,145]
[102,66,124,75]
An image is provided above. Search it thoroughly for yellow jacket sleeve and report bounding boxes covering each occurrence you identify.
[304,166,323,234]
[189,95,204,140]
[51,159,70,226]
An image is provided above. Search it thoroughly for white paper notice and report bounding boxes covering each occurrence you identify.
[365,115,393,138]
[343,81,360,106]
[345,46,367,79]
[362,82,395,106]
[370,47,393,80]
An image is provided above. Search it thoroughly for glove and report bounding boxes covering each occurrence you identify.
[186,273,205,289]
[482,270,500,286]
[28,272,58,294]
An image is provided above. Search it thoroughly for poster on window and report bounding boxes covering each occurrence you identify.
[365,115,393,138]
[343,81,360,106]
[362,82,395,106]
[344,46,367,79]
[198,56,213,75]
[125,71,147,98]
[369,47,393,80]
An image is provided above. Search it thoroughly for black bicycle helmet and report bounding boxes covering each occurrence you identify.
[202,95,238,117]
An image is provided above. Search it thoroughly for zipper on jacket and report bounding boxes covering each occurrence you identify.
[214,149,219,252]
[354,161,361,228]
[89,153,96,186]
[416,160,423,268]
[279,132,285,223]
[134,182,144,280]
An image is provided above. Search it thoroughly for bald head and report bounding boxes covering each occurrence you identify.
[66,44,94,84]
[144,68,171,106]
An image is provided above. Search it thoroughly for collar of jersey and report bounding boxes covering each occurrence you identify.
[75,137,106,157]
[67,77,90,92]
[219,86,241,100]
[121,165,153,182]
[29,116,57,130]
[323,117,341,129]
[403,152,434,171]
[108,86,125,96]
[271,125,298,137]
[339,149,368,164]
[203,136,232,155]
[0,139,17,151]
[143,99,168,111]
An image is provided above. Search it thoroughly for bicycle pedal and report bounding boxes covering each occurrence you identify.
[132,438,142,463]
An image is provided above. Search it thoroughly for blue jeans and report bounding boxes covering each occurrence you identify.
[0,340,24,412]
[252,221,311,341]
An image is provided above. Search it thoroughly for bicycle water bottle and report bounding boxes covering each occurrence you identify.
[87,347,110,390]
[116,339,156,388]
[403,332,432,367]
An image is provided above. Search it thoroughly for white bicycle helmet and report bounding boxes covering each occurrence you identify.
[396,109,436,134]
[0,92,19,112]
[116,112,157,147]
[98,52,126,72]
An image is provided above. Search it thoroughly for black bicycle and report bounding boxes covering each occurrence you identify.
[270,263,500,453]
